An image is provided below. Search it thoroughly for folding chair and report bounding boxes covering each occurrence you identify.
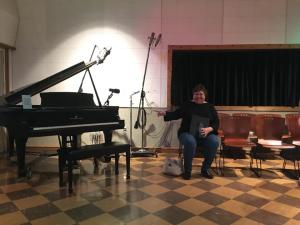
[280,114,300,179]
[251,115,295,177]
[220,115,256,175]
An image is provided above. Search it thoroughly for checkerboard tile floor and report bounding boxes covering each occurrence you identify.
[0,153,299,225]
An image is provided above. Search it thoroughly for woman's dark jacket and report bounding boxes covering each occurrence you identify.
[164,101,219,137]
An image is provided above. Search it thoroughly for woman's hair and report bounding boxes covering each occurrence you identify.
[192,83,208,97]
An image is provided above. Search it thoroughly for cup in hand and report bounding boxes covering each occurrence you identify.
[198,122,205,138]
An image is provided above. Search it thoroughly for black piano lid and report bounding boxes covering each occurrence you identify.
[0,61,97,105]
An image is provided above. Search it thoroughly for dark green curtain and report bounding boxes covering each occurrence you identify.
[171,49,300,106]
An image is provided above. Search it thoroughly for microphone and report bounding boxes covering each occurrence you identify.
[149,32,155,46]
[154,33,162,47]
[130,90,140,97]
[97,47,112,64]
[109,88,120,94]
[132,91,140,95]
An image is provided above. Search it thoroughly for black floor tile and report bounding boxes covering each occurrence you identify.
[200,207,241,225]
[21,203,61,220]
[259,182,290,193]
[158,179,185,190]
[43,189,69,202]
[156,191,189,204]
[234,193,269,208]
[274,194,300,208]
[191,180,220,191]
[226,181,253,192]
[7,189,39,201]
[126,179,152,188]
[109,205,148,223]
[65,203,104,221]
[0,202,19,215]
[154,206,194,225]
[194,192,229,206]
[247,209,289,225]
[120,190,150,203]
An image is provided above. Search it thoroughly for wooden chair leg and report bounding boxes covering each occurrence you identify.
[297,161,300,180]
[219,145,225,175]
[214,155,219,175]
[293,160,300,180]
[255,158,259,175]
[126,150,130,179]
[68,160,73,193]
[251,158,262,177]
[221,152,225,175]
[282,159,286,170]
[115,153,119,175]
[259,159,262,177]
[217,150,222,175]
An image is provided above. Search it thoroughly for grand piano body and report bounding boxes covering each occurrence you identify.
[0,61,124,177]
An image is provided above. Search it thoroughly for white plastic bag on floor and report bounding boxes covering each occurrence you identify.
[162,158,183,176]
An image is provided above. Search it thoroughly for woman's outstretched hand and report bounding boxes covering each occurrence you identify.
[157,111,166,117]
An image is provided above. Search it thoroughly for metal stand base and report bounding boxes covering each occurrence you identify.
[131,148,156,157]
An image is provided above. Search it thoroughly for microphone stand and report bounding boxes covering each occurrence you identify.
[129,91,139,153]
[78,45,98,93]
[104,92,114,106]
[77,46,111,107]
[132,33,157,157]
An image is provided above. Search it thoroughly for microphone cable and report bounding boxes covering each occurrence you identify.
[134,107,147,129]
[134,93,155,129]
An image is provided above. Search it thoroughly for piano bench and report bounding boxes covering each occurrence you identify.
[57,142,131,193]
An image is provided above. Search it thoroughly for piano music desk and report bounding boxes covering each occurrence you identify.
[58,142,130,193]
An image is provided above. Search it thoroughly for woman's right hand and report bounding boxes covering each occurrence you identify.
[157,111,166,117]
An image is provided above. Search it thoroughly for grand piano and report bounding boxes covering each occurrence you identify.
[0,60,125,178]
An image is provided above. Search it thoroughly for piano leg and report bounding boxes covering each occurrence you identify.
[15,137,28,178]
[7,132,15,158]
[103,130,112,144]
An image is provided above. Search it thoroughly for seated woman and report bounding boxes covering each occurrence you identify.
[157,84,220,179]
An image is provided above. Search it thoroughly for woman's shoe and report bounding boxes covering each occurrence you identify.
[201,170,214,179]
[182,172,191,180]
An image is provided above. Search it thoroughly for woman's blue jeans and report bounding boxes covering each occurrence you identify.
[179,132,220,173]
